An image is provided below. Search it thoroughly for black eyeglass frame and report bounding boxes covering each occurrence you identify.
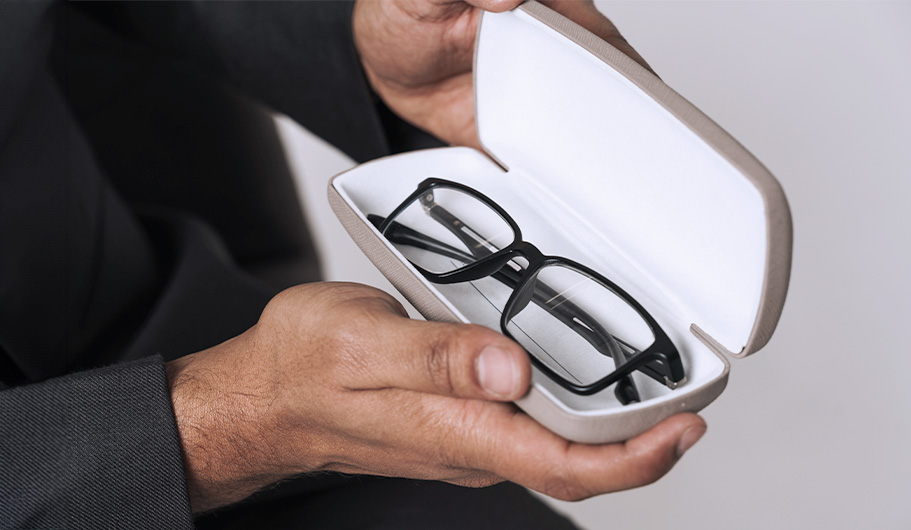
[377,178,685,397]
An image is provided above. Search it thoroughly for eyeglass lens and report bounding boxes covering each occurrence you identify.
[385,185,660,392]
[385,187,515,274]
[505,263,655,387]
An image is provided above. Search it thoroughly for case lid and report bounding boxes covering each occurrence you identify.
[474,2,792,357]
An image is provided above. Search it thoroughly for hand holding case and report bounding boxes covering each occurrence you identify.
[328,1,792,443]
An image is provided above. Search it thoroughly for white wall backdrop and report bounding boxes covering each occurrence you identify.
[276,2,911,529]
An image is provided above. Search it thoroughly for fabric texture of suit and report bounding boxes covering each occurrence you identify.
[0,2,577,529]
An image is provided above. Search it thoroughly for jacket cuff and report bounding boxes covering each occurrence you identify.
[0,356,193,529]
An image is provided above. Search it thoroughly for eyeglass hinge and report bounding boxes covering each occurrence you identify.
[664,376,686,390]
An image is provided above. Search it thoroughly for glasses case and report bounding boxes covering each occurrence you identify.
[328,1,792,443]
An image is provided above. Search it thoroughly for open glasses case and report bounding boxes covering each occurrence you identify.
[328,1,792,443]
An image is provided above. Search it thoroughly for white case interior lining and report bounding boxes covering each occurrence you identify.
[475,8,767,355]
[332,147,728,414]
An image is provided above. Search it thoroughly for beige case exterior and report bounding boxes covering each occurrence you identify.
[327,2,791,443]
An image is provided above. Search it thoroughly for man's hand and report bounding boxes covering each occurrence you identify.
[168,283,705,513]
[353,0,653,148]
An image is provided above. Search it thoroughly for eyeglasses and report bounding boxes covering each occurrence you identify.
[369,178,685,403]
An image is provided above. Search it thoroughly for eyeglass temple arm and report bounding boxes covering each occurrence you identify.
[368,214,472,264]
[418,196,510,263]
[576,348,683,396]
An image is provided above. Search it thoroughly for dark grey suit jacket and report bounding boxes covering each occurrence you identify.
[0,2,439,527]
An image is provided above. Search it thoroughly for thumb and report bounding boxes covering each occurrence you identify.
[367,317,532,401]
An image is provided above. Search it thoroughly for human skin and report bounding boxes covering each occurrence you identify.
[353,0,653,148]
[168,0,706,514]
[169,284,705,512]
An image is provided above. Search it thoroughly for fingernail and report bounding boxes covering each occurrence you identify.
[477,346,518,398]
[676,425,706,457]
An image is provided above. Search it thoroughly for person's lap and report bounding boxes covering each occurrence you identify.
[196,473,579,530]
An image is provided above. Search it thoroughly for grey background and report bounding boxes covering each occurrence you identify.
[275,1,911,529]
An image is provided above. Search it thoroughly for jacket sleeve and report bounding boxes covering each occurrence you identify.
[0,3,437,528]
[0,356,193,529]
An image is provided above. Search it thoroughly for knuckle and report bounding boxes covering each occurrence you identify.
[325,319,364,358]
[426,341,455,394]
[428,324,501,396]
[338,283,406,314]
[317,309,386,382]
[432,400,485,467]
[425,326,475,395]
[540,474,589,502]
[537,453,597,501]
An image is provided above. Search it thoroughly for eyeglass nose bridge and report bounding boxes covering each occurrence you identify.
[507,241,547,263]
[435,239,543,286]
[498,242,546,316]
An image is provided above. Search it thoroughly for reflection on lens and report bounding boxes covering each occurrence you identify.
[383,186,516,274]
[505,264,655,387]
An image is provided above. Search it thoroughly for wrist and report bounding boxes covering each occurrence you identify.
[166,332,284,512]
